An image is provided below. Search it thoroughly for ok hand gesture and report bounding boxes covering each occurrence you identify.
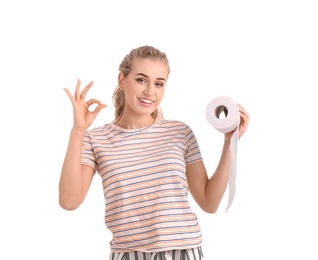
[64,79,107,132]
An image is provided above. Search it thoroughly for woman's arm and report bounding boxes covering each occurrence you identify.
[58,79,106,210]
[59,129,95,210]
[187,104,249,213]
[187,139,231,213]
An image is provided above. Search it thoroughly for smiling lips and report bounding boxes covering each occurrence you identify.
[139,98,154,104]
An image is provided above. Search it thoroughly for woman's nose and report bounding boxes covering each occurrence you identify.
[144,84,154,95]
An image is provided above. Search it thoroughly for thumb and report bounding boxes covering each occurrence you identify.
[92,104,107,116]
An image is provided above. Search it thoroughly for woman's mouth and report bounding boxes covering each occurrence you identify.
[138,98,154,104]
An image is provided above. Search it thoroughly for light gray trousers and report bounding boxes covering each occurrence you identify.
[109,247,204,260]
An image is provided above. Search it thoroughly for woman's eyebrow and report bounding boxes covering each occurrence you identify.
[136,73,166,81]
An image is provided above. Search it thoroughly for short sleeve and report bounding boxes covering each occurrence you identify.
[81,132,98,171]
[184,125,203,164]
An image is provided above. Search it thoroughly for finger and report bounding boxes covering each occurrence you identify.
[241,111,250,127]
[239,112,249,128]
[81,81,94,100]
[86,98,106,114]
[86,98,104,106]
[238,114,249,137]
[237,104,250,119]
[75,79,81,101]
[63,88,75,103]
[92,104,107,116]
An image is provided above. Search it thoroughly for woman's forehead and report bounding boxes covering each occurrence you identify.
[131,59,169,79]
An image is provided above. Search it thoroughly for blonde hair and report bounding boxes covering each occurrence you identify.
[112,45,170,123]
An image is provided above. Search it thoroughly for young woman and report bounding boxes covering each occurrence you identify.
[59,45,250,260]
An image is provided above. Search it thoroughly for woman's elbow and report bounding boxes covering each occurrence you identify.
[200,201,220,214]
[202,206,218,214]
[59,197,81,211]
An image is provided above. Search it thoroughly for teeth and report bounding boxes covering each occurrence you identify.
[139,98,153,104]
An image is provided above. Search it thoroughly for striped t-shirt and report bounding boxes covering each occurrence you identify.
[81,119,203,253]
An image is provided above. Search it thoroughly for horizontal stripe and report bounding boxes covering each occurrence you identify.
[82,119,203,252]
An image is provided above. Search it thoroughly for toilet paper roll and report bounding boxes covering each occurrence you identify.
[206,96,240,212]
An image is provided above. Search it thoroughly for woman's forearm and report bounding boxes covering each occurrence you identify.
[205,139,231,210]
[59,128,86,210]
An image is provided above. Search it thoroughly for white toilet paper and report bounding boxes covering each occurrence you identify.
[206,96,240,212]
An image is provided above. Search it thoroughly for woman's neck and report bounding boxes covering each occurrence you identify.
[114,114,156,129]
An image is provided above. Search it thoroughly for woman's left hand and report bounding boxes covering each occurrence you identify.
[237,104,250,139]
[225,104,250,141]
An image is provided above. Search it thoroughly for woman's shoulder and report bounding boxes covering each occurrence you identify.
[86,123,113,135]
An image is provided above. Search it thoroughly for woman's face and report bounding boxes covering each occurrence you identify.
[119,58,168,118]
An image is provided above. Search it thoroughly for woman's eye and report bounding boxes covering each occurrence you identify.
[136,78,146,83]
[155,82,164,87]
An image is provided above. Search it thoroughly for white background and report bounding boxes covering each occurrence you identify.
[1,0,317,259]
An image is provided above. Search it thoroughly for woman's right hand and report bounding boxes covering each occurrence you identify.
[64,79,107,132]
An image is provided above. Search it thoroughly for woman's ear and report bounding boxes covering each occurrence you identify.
[118,72,124,89]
